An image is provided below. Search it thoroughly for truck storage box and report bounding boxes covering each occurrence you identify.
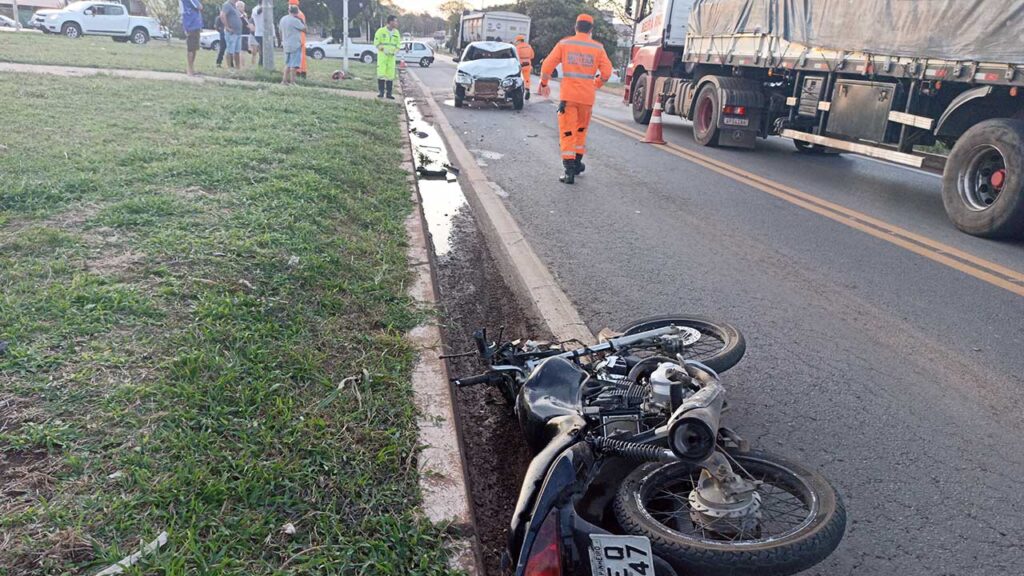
[688,0,1024,64]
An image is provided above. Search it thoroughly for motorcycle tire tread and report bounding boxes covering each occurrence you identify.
[617,314,746,374]
[613,450,846,576]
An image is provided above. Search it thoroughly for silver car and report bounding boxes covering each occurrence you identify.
[452,41,525,110]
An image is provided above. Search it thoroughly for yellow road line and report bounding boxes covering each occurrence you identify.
[592,114,1024,298]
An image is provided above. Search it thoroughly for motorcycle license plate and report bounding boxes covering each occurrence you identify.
[588,534,654,576]
[723,116,749,126]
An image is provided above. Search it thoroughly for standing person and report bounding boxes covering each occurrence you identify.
[180,0,203,76]
[214,11,228,67]
[250,3,264,67]
[374,15,400,99]
[538,14,612,185]
[514,34,534,100]
[235,1,249,69]
[279,4,306,85]
[219,0,243,70]
[287,0,307,78]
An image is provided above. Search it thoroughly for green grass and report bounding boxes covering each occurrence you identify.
[0,31,378,91]
[0,73,458,575]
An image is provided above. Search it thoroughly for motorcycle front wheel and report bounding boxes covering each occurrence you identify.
[614,450,845,576]
[618,315,746,373]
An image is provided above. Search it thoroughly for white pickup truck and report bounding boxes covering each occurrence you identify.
[31,1,166,44]
[305,38,378,64]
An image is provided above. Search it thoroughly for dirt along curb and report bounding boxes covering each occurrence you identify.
[0,62,383,99]
[398,88,482,575]
[403,68,596,347]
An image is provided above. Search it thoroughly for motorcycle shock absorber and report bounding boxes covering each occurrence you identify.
[592,437,675,463]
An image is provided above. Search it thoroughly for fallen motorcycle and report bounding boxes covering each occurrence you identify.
[451,315,845,576]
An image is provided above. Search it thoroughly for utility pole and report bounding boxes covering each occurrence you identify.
[342,0,349,74]
[11,0,22,30]
[261,0,274,70]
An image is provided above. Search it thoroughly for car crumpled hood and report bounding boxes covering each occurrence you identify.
[457,58,520,79]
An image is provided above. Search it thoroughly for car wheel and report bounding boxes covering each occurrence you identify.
[362,52,375,64]
[211,40,221,52]
[419,57,430,68]
[62,22,82,39]
[131,27,149,44]
[454,85,465,108]
[311,48,325,60]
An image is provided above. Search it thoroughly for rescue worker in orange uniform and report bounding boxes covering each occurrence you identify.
[539,14,613,184]
[288,0,308,78]
[514,34,535,100]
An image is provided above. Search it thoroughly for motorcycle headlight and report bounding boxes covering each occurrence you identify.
[668,412,716,463]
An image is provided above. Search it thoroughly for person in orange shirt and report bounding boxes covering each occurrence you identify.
[539,14,612,184]
[514,35,535,100]
[287,0,308,78]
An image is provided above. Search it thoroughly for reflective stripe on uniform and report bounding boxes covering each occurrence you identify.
[560,39,602,49]
[562,72,595,79]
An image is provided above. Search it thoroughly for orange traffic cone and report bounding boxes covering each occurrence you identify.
[642,100,667,145]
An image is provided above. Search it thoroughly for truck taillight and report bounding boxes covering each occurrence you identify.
[524,511,561,576]
[723,105,747,116]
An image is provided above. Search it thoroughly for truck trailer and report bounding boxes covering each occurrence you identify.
[623,0,1024,238]
[457,11,531,53]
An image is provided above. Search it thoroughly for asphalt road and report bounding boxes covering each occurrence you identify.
[409,57,1024,576]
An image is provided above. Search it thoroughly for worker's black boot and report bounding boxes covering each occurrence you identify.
[385,80,395,100]
[575,154,586,175]
[559,160,577,185]
[378,79,386,98]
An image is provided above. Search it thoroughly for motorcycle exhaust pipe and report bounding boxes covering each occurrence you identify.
[667,383,724,463]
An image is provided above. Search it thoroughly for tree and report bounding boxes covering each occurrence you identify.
[522,0,619,68]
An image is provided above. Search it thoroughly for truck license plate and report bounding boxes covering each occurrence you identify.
[588,534,654,576]
[723,116,749,126]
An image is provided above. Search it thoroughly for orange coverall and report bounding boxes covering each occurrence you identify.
[515,38,535,91]
[540,32,613,163]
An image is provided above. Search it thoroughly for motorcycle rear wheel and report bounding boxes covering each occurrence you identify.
[618,315,745,373]
[614,450,845,576]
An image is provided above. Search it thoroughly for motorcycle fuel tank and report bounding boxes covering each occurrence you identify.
[516,357,587,452]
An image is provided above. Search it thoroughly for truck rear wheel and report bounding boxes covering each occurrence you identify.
[131,27,149,44]
[632,73,653,125]
[693,83,721,147]
[942,118,1024,238]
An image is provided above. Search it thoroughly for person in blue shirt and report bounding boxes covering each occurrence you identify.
[181,0,203,76]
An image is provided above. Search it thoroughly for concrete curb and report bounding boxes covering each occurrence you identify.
[404,70,596,346]
[0,62,383,100]
[399,103,482,575]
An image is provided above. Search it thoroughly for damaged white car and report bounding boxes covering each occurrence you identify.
[452,41,525,110]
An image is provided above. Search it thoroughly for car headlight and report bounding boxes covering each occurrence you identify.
[456,71,473,85]
[502,75,522,88]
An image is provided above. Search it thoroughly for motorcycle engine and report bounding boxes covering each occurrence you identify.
[648,361,693,410]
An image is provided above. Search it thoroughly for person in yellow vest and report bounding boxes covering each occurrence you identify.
[287,0,307,78]
[514,35,535,100]
[374,15,401,99]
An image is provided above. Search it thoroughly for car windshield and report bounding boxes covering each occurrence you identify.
[463,46,516,61]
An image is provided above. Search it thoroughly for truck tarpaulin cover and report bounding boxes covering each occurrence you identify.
[688,0,1024,64]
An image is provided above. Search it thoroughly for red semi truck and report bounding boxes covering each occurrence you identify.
[623,0,1024,238]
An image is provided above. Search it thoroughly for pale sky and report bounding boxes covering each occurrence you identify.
[392,0,509,17]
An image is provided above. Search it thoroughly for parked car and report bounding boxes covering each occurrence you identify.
[397,40,434,67]
[452,41,524,110]
[199,29,219,51]
[0,14,18,28]
[304,37,377,64]
[31,1,166,44]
